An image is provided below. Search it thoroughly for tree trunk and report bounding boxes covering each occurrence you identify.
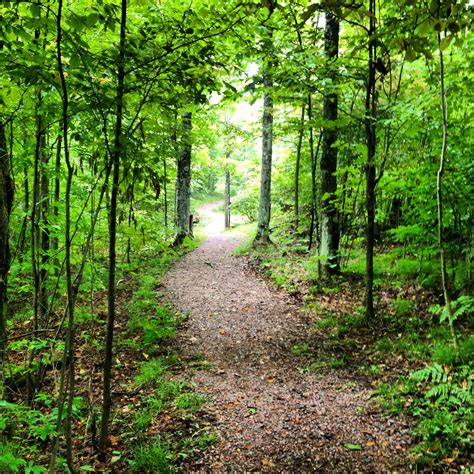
[163,155,168,228]
[100,0,127,451]
[0,122,14,398]
[49,0,76,469]
[27,104,44,402]
[39,126,50,323]
[365,0,377,319]
[307,96,322,254]
[52,133,61,274]
[256,31,274,243]
[17,165,29,262]
[294,104,305,230]
[225,168,231,228]
[320,11,340,275]
[436,32,459,356]
[173,110,192,246]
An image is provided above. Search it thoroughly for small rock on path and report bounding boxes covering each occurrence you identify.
[163,201,412,472]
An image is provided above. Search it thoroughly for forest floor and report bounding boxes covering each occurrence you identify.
[162,202,413,472]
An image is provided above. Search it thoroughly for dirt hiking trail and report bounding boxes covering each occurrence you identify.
[163,202,412,472]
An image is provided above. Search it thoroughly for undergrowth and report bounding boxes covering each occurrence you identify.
[125,241,216,472]
[1,234,215,472]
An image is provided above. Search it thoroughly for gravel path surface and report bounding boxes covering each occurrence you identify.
[163,202,412,473]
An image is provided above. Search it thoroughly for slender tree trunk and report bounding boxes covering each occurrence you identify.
[436,32,459,356]
[225,168,231,228]
[320,11,340,275]
[294,104,305,230]
[49,0,76,470]
[173,110,192,246]
[27,104,43,402]
[52,133,61,274]
[17,166,29,262]
[0,122,14,398]
[256,29,274,243]
[365,0,377,319]
[100,0,127,450]
[163,155,168,228]
[40,128,50,323]
[307,96,322,253]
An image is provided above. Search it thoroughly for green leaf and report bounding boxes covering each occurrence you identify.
[344,443,362,450]
[80,466,95,472]
[440,35,453,51]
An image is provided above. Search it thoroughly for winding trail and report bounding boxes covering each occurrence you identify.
[163,202,411,472]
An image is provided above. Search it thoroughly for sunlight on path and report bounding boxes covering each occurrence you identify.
[197,200,248,240]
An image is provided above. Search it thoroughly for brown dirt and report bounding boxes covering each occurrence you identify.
[163,202,412,473]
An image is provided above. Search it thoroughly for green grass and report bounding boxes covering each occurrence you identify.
[135,360,166,387]
[290,343,310,356]
[173,393,206,414]
[300,356,347,373]
[131,437,176,473]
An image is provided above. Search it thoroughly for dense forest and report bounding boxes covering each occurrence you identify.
[0,0,472,472]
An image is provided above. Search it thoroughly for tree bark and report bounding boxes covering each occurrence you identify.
[0,121,14,398]
[365,0,377,319]
[100,0,127,451]
[163,155,168,228]
[294,104,305,230]
[256,30,274,243]
[436,32,459,356]
[225,168,231,228]
[307,95,322,253]
[39,126,50,323]
[52,133,61,274]
[174,110,192,246]
[320,11,340,275]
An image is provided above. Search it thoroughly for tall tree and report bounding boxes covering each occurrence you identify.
[173,110,192,246]
[294,104,305,230]
[100,0,128,451]
[0,121,13,397]
[255,6,275,243]
[319,10,340,275]
[364,0,377,318]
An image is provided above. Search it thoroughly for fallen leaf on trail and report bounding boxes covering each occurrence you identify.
[266,376,275,383]
[262,457,276,468]
[442,458,455,463]
[366,441,376,447]
[265,335,273,342]
[344,443,362,450]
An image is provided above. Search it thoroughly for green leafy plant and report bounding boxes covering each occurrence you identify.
[430,295,474,324]
[409,363,473,463]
